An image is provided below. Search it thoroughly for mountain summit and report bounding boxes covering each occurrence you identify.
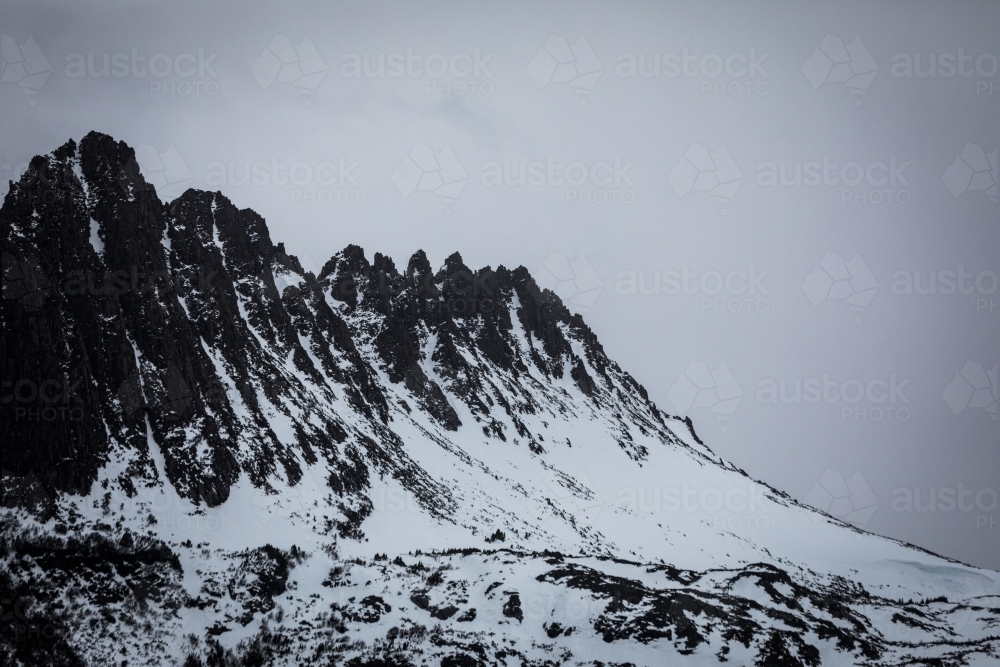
[2,133,998,666]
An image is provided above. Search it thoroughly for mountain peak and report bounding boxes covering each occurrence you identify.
[3,134,998,667]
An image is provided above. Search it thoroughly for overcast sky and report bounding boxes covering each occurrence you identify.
[2,0,998,569]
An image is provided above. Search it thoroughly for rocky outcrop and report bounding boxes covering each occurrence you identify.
[2,132,690,515]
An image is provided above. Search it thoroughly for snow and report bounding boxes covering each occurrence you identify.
[88,217,103,255]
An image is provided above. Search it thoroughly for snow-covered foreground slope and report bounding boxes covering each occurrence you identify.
[2,133,998,666]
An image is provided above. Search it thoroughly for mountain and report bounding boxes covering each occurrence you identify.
[2,132,998,667]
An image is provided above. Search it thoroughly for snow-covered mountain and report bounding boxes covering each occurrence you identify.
[2,133,998,666]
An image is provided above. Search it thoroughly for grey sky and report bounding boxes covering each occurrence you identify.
[2,0,998,568]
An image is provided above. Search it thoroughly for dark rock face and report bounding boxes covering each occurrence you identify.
[0,515,185,667]
[538,561,881,662]
[4,135,246,506]
[226,544,292,624]
[3,137,156,502]
[2,132,687,517]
